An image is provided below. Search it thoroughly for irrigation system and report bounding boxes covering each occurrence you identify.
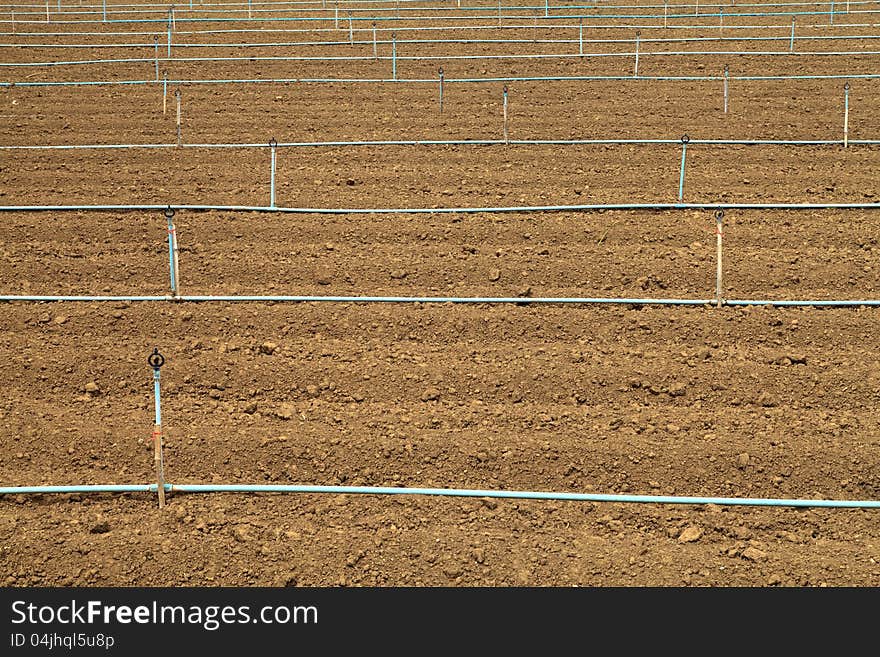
[3,0,879,513]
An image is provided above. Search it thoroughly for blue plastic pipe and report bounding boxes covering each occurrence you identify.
[678,135,689,201]
[168,484,880,509]
[8,201,880,213]
[0,485,153,494]
[1,483,878,509]
[269,138,277,207]
[3,138,880,150]
[152,366,162,425]
[3,295,880,307]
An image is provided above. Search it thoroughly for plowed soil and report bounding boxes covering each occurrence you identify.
[1,3,880,587]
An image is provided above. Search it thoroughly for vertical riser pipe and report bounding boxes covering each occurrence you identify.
[634,31,640,78]
[269,138,277,207]
[175,90,182,146]
[678,135,689,202]
[723,65,729,113]
[148,349,167,509]
[715,210,724,308]
[503,86,509,145]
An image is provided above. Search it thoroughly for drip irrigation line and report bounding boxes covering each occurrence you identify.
[7,33,880,50]
[6,33,880,50]
[0,0,874,11]
[8,48,880,67]
[2,295,880,307]
[4,201,880,213]
[0,485,153,494]
[5,9,880,27]
[4,138,878,151]
[1,482,879,509]
[5,71,880,86]
[5,21,880,39]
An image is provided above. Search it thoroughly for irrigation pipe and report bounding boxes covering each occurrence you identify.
[11,48,880,68]
[1,483,879,509]
[3,138,880,151]
[0,0,873,12]
[0,485,154,494]
[7,71,880,87]
[9,34,880,49]
[6,201,880,213]
[6,21,880,39]
[2,294,879,307]
[4,7,880,24]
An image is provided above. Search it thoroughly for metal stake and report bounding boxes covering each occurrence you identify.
[678,135,689,201]
[843,82,850,148]
[714,210,724,308]
[439,67,444,113]
[164,206,179,296]
[579,19,583,56]
[269,138,277,207]
[175,89,181,146]
[634,31,640,78]
[723,64,729,113]
[149,348,167,509]
[503,85,509,145]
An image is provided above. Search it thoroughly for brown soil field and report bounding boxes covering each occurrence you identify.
[1,2,880,589]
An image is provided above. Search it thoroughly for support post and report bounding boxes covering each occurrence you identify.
[714,210,724,308]
[148,348,167,509]
[634,30,640,78]
[269,138,277,207]
[164,206,179,296]
[579,19,583,56]
[723,64,729,113]
[678,135,689,201]
[843,82,850,148]
[503,85,509,145]
[439,67,444,113]
[175,89,181,146]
